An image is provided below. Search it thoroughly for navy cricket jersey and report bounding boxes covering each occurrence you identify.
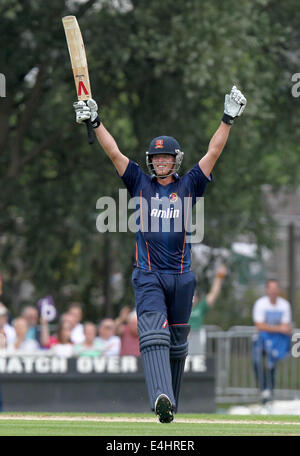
[120,160,211,274]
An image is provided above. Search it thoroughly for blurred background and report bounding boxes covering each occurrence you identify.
[0,0,299,413]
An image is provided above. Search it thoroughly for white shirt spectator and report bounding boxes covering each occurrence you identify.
[4,323,16,345]
[50,343,74,358]
[71,323,85,344]
[253,296,292,326]
[7,338,40,352]
[96,335,121,357]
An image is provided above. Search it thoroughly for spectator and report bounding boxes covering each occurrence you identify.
[68,302,85,344]
[40,315,56,349]
[190,264,228,330]
[46,320,74,358]
[0,302,6,412]
[0,303,16,347]
[115,307,140,356]
[60,311,77,328]
[74,322,102,357]
[252,279,292,404]
[188,265,227,354]
[8,317,40,352]
[96,318,121,356]
[21,305,41,344]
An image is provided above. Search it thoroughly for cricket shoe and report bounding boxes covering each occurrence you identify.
[155,394,174,423]
[261,389,272,405]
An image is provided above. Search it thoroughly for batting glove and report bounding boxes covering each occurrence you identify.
[73,98,101,128]
[222,86,247,125]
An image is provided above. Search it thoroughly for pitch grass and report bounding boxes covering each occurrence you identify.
[0,413,300,436]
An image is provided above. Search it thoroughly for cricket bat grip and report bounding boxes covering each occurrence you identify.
[86,119,95,144]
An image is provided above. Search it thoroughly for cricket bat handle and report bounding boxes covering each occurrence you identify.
[86,118,95,144]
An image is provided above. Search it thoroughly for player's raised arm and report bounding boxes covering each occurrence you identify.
[199,86,247,177]
[73,99,129,176]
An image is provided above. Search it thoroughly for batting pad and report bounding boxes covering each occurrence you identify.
[138,312,175,411]
[169,324,190,413]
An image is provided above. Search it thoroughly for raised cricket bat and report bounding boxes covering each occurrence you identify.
[62,15,95,144]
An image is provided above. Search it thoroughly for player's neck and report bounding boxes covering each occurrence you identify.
[156,175,175,186]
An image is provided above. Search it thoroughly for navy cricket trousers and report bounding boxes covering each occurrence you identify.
[132,268,196,325]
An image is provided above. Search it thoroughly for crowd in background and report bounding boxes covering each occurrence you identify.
[0,265,228,360]
[0,271,293,406]
[0,301,140,358]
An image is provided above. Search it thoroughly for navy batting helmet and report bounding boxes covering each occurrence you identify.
[146,135,184,177]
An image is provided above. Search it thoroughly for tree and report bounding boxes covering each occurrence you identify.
[0,0,299,324]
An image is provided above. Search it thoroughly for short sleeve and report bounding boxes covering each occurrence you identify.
[117,160,148,197]
[182,163,212,201]
[281,302,292,324]
[252,300,265,323]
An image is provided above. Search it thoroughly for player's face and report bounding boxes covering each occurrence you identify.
[152,154,175,177]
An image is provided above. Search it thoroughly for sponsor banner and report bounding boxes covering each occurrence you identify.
[0,354,207,375]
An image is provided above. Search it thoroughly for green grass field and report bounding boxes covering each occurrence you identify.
[0,413,300,436]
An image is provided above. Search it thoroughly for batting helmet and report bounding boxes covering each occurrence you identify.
[146,136,184,178]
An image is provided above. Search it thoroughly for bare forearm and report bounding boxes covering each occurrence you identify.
[94,124,121,160]
[40,322,50,347]
[206,277,223,306]
[208,122,231,158]
[14,338,22,349]
[94,124,129,176]
[114,322,125,337]
[0,328,7,348]
[199,122,231,177]
[256,322,291,334]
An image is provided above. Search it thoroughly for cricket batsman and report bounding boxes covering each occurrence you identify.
[73,85,247,423]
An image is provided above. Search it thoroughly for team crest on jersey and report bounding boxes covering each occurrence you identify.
[155,139,164,149]
[169,192,178,202]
